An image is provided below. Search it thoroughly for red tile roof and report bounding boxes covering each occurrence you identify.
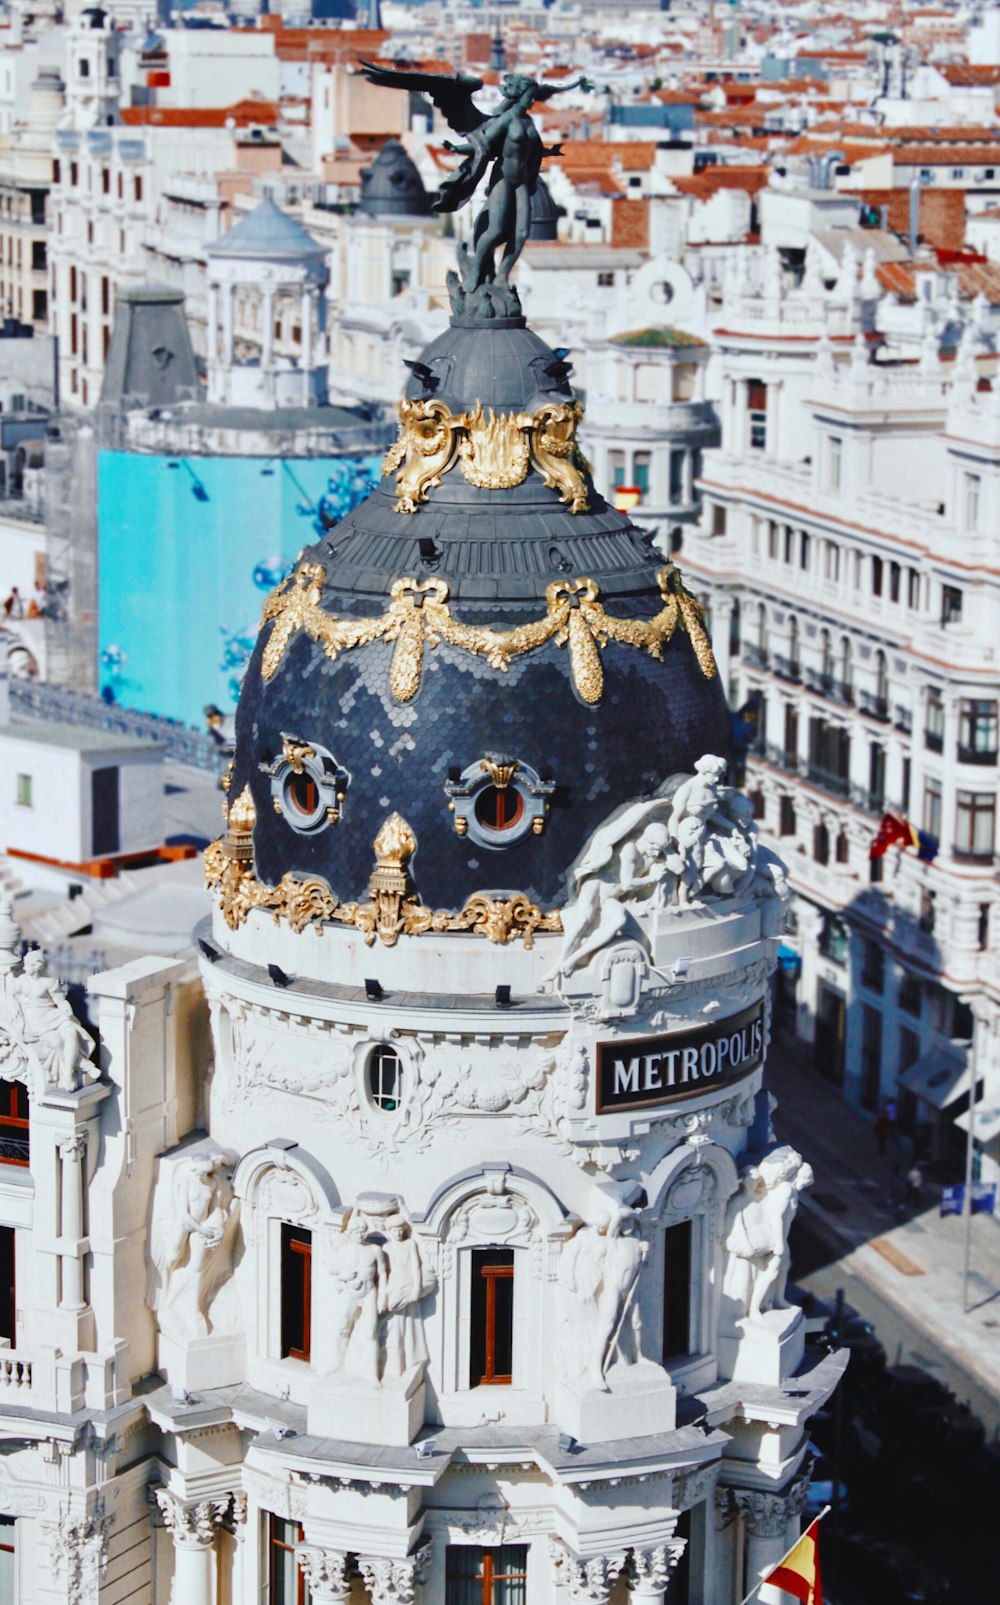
[121,99,279,128]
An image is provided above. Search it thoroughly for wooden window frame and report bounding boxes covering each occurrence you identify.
[446,1545,528,1605]
[471,1251,514,1387]
[0,1083,28,1167]
[280,1225,312,1362]
[268,1513,308,1605]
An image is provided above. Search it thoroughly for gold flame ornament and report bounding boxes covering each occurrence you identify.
[259,562,716,705]
[204,811,561,948]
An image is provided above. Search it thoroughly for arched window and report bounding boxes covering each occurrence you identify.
[367,1045,401,1112]
[788,617,800,675]
[730,597,741,657]
[757,602,767,652]
[820,628,833,682]
[875,649,889,706]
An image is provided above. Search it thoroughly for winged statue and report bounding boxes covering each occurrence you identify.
[361,63,590,312]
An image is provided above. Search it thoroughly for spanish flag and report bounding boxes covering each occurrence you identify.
[869,812,938,863]
[765,1519,823,1604]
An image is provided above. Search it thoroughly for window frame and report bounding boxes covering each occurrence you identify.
[279,1224,312,1363]
[469,1248,515,1388]
[366,1043,402,1113]
[445,1544,528,1605]
[268,1514,309,1605]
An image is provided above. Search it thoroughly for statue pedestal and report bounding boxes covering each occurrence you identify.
[554,1362,676,1444]
[307,1366,425,1447]
[716,1307,804,1388]
[158,1330,245,1393]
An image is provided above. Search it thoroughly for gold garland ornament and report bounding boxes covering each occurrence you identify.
[381,397,591,514]
[259,563,716,705]
[204,803,562,949]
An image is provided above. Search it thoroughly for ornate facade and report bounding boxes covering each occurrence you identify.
[0,88,838,1605]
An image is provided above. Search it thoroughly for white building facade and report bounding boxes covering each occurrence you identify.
[690,243,1000,1180]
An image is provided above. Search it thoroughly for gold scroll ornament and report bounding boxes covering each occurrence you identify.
[381,397,591,514]
[259,563,716,705]
[204,804,562,949]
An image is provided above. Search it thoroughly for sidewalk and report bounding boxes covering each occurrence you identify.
[764,1037,1000,1419]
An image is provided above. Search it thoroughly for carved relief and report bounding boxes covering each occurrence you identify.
[43,1512,113,1603]
[326,1197,435,1384]
[550,1543,627,1605]
[147,1151,242,1341]
[548,758,787,983]
[0,900,98,1095]
[359,1545,431,1605]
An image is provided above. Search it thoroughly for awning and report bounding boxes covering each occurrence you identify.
[953,1103,1000,1144]
[899,1048,972,1110]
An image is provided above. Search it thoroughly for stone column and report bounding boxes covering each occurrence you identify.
[154,1490,230,1605]
[550,1542,627,1605]
[221,281,234,366]
[298,1547,351,1603]
[682,449,694,509]
[58,1131,87,1311]
[207,281,218,362]
[710,593,734,693]
[626,1543,686,1605]
[302,285,313,401]
[359,1548,429,1605]
[261,286,274,370]
[733,1490,794,1605]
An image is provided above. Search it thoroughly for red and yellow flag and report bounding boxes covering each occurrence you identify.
[765,1519,822,1604]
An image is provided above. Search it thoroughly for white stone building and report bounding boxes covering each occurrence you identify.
[0,231,837,1603]
[689,241,1000,1182]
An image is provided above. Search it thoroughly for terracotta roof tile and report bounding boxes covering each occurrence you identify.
[121,99,279,128]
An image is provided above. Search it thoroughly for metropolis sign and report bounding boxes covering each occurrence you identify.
[596,1000,765,1114]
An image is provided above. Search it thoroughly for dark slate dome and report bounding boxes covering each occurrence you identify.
[229,316,731,913]
[359,141,432,218]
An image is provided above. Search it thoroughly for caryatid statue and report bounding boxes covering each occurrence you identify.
[559,1199,648,1392]
[360,62,591,314]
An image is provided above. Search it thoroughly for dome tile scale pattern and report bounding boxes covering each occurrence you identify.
[222,315,731,922]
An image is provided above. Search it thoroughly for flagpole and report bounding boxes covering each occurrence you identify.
[737,1506,831,1605]
[962,1005,982,1314]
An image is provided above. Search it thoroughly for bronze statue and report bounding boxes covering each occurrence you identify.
[360,63,590,315]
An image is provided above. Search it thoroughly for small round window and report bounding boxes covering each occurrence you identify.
[264,735,348,836]
[367,1045,401,1112]
[474,785,525,834]
[285,770,321,820]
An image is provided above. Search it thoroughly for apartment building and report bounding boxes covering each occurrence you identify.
[0,67,61,333]
[689,241,1000,1182]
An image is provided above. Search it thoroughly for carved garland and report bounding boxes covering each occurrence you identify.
[259,563,716,706]
[381,397,591,514]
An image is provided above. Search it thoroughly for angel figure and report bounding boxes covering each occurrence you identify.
[361,64,590,295]
[147,1152,239,1341]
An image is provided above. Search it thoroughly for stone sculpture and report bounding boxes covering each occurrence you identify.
[148,1152,240,1340]
[549,757,785,978]
[722,1146,814,1320]
[0,901,97,1094]
[327,1214,387,1384]
[560,1200,648,1391]
[381,1213,436,1381]
[360,62,590,315]
[327,1202,435,1384]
